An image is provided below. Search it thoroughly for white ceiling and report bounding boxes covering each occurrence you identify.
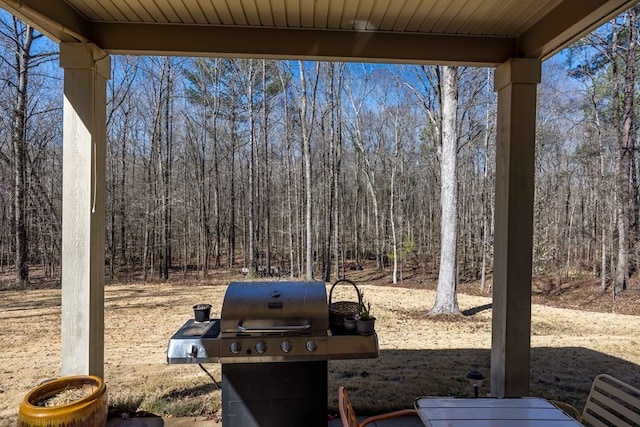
[65,0,558,34]
[1,0,639,65]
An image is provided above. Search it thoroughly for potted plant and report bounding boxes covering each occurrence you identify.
[18,375,108,427]
[355,298,376,335]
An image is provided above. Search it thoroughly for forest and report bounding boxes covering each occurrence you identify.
[1,7,639,298]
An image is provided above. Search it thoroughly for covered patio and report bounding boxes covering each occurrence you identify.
[1,0,638,402]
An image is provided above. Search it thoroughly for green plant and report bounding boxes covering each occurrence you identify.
[357,299,374,321]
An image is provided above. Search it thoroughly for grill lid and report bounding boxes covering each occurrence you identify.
[220,281,329,335]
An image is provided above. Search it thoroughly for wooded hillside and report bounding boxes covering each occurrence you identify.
[1,8,639,296]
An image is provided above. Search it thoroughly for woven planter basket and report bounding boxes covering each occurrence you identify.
[328,279,362,333]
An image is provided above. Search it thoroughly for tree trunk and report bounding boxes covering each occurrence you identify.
[481,69,492,293]
[430,66,461,315]
[277,66,295,278]
[247,61,256,275]
[333,65,344,281]
[228,109,237,269]
[390,107,402,284]
[262,60,272,277]
[298,61,319,281]
[161,59,173,280]
[347,78,383,272]
[323,63,341,283]
[212,61,222,269]
[213,110,221,269]
[120,111,128,271]
[12,22,35,286]
[391,149,399,284]
[615,7,636,295]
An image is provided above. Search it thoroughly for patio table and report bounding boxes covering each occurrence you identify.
[414,397,583,427]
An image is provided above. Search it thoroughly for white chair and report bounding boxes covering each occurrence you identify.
[555,374,640,426]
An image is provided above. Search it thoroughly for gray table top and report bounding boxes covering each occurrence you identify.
[414,397,582,427]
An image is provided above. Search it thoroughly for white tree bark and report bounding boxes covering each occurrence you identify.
[481,69,492,293]
[430,66,461,315]
[391,146,398,284]
[298,61,319,281]
[391,107,400,284]
[247,61,256,275]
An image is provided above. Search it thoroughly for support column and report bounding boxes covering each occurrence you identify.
[491,58,540,397]
[60,43,110,377]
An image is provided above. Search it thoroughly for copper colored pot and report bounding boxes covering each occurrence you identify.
[18,375,107,427]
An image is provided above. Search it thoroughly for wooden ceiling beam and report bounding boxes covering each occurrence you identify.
[518,0,640,59]
[0,0,89,43]
[90,22,517,66]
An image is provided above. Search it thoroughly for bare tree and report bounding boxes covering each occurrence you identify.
[480,69,494,292]
[431,66,461,315]
[346,66,384,271]
[1,17,56,286]
[106,55,139,280]
[390,106,401,284]
[614,6,636,295]
[297,61,320,280]
[322,62,345,282]
[261,59,272,277]
[246,60,256,275]
[140,57,176,280]
[6,41,639,297]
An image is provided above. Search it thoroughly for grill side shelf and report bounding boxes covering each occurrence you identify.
[327,332,379,360]
[167,319,222,364]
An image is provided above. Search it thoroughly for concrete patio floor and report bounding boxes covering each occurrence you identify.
[106,414,424,426]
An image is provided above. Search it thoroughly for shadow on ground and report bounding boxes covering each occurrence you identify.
[140,346,639,419]
[327,346,640,415]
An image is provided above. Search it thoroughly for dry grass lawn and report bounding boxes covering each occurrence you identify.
[1,268,639,426]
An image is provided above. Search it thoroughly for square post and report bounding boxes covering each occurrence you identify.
[60,43,110,377]
[491,57,541,397]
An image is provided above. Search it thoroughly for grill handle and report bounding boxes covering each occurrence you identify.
[237,324,312,332]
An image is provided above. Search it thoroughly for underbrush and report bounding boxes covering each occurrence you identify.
[108,387,221,420]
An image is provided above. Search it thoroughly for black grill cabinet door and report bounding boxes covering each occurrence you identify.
[222,361,328,427]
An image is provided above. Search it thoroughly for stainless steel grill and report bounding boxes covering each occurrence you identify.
[166,281,378,427]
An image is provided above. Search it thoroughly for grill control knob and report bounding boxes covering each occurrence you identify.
[306,340,318,352]
[280,340,292,353]
[255,341,267,354]
[230,341,242,354]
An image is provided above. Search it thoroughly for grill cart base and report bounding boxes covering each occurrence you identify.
[222,361,328,427]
